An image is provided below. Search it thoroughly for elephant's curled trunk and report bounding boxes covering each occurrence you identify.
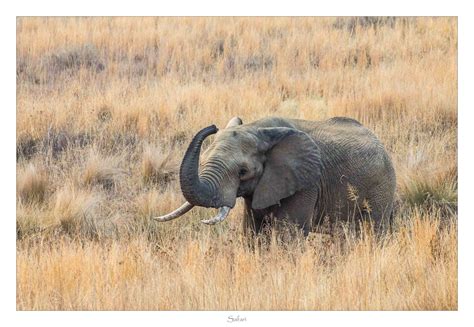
[154,124,232,225]
[179,125,218,207]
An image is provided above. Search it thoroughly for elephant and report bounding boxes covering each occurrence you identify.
[155,116,396,236]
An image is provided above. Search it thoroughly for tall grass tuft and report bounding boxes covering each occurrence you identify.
[52,185,102,237]
[17,163,48,203]
[141,144,177,186]
[82,150,125,190]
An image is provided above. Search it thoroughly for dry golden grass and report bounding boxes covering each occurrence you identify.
[17,210,456,310]
[16,17,457,310]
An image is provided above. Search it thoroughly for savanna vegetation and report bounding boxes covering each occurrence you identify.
[16,17,457,310]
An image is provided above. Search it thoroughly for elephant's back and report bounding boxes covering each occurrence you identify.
[302,118,381,152]
[286,117,390,168]
[313,117,393,177]
[326,116,363,126]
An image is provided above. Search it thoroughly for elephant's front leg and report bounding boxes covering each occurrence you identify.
[243,189,317,237]
[272,189,318,236]
[242,197,271,237]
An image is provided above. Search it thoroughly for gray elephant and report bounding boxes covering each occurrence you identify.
[155,116,396,236]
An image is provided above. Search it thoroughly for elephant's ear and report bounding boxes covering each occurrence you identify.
[225,117,243,128]
[252,127,322,210]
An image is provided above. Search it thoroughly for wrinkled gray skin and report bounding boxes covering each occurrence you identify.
[158,116,396,236]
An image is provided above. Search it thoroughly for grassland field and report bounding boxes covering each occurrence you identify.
[16,17,457,310]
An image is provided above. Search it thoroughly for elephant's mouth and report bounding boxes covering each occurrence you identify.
[236,186,251,198]
[236,179,259,198]
[236,189,245,197]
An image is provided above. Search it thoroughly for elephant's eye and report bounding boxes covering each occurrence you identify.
[239,167,248,177]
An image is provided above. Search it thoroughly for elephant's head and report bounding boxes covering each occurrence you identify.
[155,117,322,224]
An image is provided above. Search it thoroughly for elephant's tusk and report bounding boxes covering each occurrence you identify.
[201,206,231,225]
[153,202,194,222]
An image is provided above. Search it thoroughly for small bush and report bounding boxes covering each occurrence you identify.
[43,128,69,157]
[16,136,40,160]
[333,17,401,32]
[243,55,274,72]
